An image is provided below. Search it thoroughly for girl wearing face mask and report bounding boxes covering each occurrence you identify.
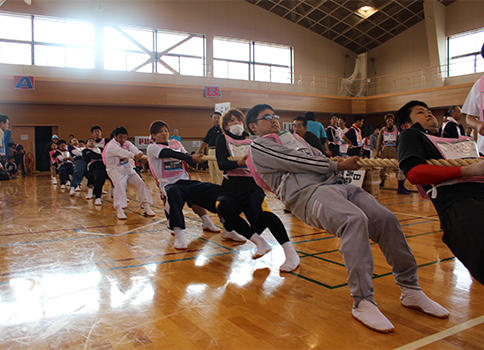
[215,109,299,272]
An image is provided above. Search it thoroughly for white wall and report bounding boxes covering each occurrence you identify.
[368,22,430,78]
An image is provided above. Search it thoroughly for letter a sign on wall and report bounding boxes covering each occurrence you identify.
[14,76,35,90]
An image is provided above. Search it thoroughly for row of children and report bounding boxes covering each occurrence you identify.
[47,127,109,205]
[45,121,300,272]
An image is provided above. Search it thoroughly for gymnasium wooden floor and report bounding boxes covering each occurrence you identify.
[0,171,483,350]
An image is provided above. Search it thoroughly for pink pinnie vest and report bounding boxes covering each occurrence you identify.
[224,134,252,178]
[417,133,484,199]
[382,128,398,147]
[479,76,484,121]
[149,139,186,180]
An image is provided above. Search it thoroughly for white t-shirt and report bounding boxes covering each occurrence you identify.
[462,77,484,154]
[147,142,189,192]
[103,139,139,173]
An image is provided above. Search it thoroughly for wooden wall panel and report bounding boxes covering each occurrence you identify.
[0,77,354,114]
[0,76,476,143]
[364,83,474,113]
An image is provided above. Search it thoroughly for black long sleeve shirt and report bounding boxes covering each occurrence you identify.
[156,143,197,168]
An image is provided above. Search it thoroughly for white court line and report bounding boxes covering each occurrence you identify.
[73,231,110,236]
[74,220,164,237]
[394,315,484,350]
[112,219,164,236]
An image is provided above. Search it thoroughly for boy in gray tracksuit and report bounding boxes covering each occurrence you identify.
[245,104,449,333]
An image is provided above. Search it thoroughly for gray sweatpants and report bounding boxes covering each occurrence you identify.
[300,184,420,304]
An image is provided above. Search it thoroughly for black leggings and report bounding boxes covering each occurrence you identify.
[88,161,108,198]
[439,197,484,285]
[329,143,340,157]
[58,163,73,185]
[216,190,290,244]
[164,179,222,230]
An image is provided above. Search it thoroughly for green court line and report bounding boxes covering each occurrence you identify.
[293,256,457,290]
[293,229,443,259]
[372,257,456,279]
[292,236,336,245]
[304,254,346,267]
[0,190,447,290]
[196,236,235,252]
[312,248,341,256]
[296,250,311,257]
[288,271,335,289]
[405,230,442,239]
[417,256,455,268]
[401,219,439,227]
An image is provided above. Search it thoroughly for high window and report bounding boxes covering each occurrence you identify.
[0,13,95,68]
[0,13,32,65]
[0,11,293,84]
[213,37,293,84]
[34,16,95,69]
[104,25,205,76]
[448,28,484,77]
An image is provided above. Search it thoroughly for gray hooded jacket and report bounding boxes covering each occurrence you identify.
[250,134,343,218]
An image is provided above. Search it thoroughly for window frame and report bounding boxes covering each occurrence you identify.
[447,27,484,78]
[0,11,294,84]
[0,12,34,65]
[213,36,294,84]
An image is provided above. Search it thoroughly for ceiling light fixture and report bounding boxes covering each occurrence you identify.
[356,5,377,19]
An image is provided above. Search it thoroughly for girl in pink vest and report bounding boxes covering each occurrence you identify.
[215,109,299,272]
[376,113,410,194]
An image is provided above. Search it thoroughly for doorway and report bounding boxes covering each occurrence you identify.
[35,126,52,171]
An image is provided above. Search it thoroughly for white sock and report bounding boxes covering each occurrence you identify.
[352,299,394,333]
[250,233,271,259]
[69,187,75,196]
[174,227,187,250]
[116,206,127,220]
[279,242,300,272]
[86,187,93,199]
[221,230,246,242]
[142,203,155,217]
[400,287,449,318]
[51,176,57,184]
[201,214,220,232]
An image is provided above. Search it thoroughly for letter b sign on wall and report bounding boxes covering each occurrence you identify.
[204,86,221,97]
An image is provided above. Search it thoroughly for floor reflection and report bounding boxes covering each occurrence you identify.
[0,270,101,326]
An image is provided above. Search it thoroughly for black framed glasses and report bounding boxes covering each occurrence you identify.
[256,114,280,121]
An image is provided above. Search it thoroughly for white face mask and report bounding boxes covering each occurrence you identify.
[229,123,244,136]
